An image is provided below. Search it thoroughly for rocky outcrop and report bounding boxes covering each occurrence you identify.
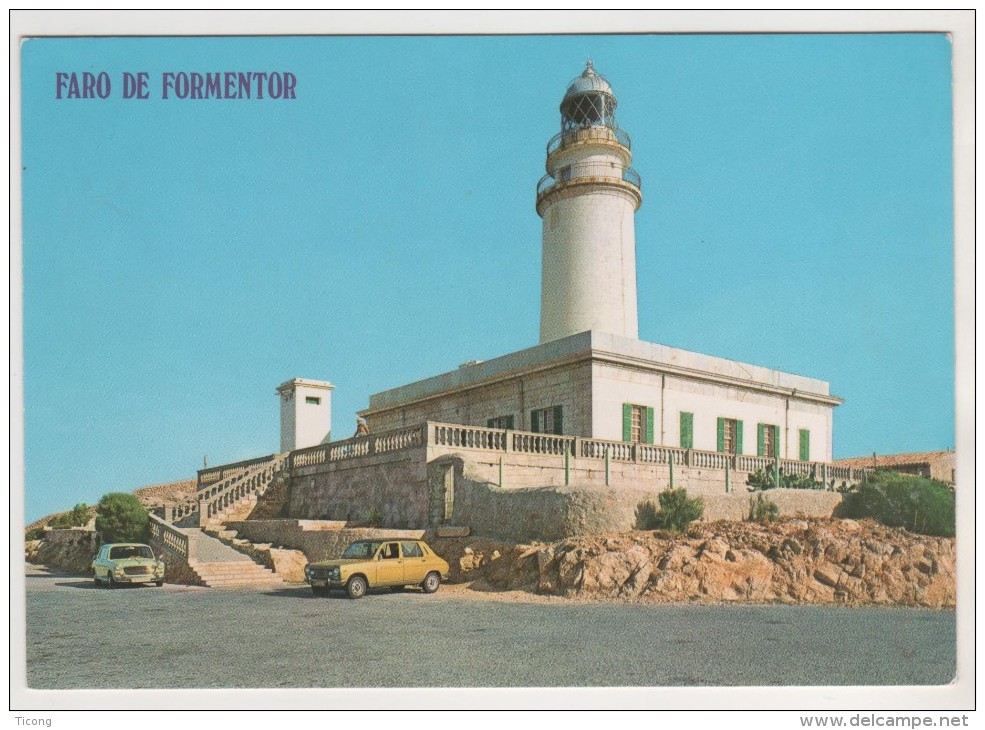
[25,529,101,575]
[458,519,955,608]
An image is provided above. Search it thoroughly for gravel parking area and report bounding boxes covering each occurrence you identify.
[24,566,956,689]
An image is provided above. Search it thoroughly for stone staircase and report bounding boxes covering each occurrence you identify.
[148,454,298,590]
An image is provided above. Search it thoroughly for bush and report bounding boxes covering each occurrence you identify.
[840,471,955,537]
[95,493,149,543]
[48,503,90,529]
[634,500,659,530]
[637,488,704,533]
[747,467,825,492]
[749,494,780,523]
[25,527,45,541]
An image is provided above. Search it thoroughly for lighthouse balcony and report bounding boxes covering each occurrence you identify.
[536,162,642,208]
[546,125,631,159]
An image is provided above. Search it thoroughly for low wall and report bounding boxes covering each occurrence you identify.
[442,454,843,542]
[225,520,425,562]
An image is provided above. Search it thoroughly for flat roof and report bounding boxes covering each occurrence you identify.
[364,330,840,414]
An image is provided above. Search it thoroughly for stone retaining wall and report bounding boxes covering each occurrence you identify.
[225,520,425,562]
[283,446,845,543]
[287,446,429,526]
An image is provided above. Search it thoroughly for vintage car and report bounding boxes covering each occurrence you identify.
[92,543,165,588]
[305,539,450,598]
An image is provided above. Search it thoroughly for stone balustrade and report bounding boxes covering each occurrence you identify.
[197,453,278,489]
[198,454,287,526]
[149,513,190,559]
[165,455,286,527]
[281,420,869,487]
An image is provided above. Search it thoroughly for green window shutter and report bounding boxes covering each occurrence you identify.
[775,425,782,458]
[553,405,563,435]
[680,412,693,449]
[531,409,541,433]
[623,403,632,442]
[799,429,810,461]
[735,420,743,455]
[757,424,765,457]
[506,415,515,430]
[716,417,725,452]
[645,407,655,444]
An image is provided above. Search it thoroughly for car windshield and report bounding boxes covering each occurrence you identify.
[342,541,383,559]
[108,545,154,560]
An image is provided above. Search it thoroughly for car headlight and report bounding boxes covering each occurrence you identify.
[328,567,340,581]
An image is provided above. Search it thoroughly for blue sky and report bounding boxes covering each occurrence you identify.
[19,34,954,522]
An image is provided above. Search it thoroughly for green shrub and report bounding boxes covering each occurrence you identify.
[840,471,955,537]
[637,488,704,533]
[749,494,780,523]
[747,467,825,492]
[94,493,149,543]
[25,527,45,541]
[48,503,90,529]
[634,499,659,530]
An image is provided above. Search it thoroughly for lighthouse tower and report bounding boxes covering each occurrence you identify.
[536,60,642,344]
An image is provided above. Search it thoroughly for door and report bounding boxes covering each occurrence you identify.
[375,542,404,586]
[401,542,429,583]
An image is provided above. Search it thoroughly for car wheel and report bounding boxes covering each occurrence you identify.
[155,580,164,587]
[108,575,117,589]
[93,572,102,587]
[422,572,441,594]
[346,575,368,599]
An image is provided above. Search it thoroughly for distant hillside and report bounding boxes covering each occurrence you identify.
[25,477,196,532]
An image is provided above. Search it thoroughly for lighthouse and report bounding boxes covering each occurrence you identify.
[536,60,643,344]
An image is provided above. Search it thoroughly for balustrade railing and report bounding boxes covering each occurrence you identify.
[433,424,507,451]
[537,161,642,198]
[198,454,277,489]
[546,126,632,157]
[148,513,190,560]
[278,419,867,486]
[198,454,287,525]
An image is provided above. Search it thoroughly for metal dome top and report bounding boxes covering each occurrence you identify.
[562,59,615,101]
[559,59,618,132]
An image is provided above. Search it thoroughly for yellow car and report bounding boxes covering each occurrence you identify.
[305,539,450,599]
[92,543,165,588]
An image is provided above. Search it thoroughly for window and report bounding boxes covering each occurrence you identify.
[401,542,423,558]
[380,543,399,560]
[531,406,563,435]
[799,429,810,461]
[305,396,320,405]
[757,424,780,458]
[487,415,515,430]
[622,403,654,444]
[679,412,694,449]
[717,417,743,455]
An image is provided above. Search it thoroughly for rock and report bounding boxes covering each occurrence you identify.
[448,518,954,608]
[813,563,843,588]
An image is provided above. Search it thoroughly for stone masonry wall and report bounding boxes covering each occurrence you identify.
[288,445,430,527]
[225,520,425,562]
[438,452,842,543]
[284,443,845,543]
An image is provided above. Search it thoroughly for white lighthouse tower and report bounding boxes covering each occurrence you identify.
[536,60,642,344]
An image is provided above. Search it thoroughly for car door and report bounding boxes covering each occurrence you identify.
[401,541,429,584]
[374,542,404,586]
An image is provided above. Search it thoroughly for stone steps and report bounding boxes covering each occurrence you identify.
[191,561,286,589]
[181,526,289,590]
